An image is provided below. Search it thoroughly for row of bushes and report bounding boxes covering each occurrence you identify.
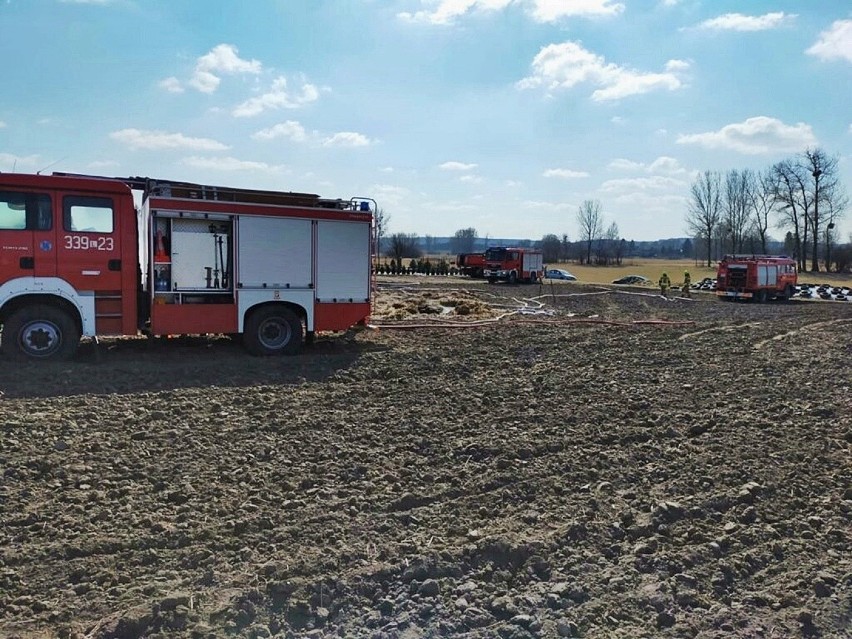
[375,258,457,276]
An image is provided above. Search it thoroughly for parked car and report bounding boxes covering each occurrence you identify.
[545,268,577,281]
[612,275,649,285]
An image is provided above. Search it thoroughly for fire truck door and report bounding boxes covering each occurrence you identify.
[56,195,124,330]
[0,190,56,279]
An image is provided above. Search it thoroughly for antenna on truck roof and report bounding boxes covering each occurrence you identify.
[37,157,68,175]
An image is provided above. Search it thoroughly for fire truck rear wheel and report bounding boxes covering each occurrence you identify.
[755,290,768,304]
[508,272,518,285]
[243,306,303,356]
[2,305,80,361]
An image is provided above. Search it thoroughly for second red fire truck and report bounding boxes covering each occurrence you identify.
[482,246,543,284]
[715,254,797,302]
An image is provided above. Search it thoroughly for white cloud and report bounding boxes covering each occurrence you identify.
[660,0,680,6]
[0,153,41,169]
[806,19,852,63]
[159,77,184,93]
[600,175,686,192]
[676,116,817,154]
[517,41,684,101]
[398,0,623,25]
[110,128,229,151]
[440,161,478,171]
[189,44,261,94]
[87,160,120,169]
[182,156,285,173]
[322,132,372,147]
[665,59,690,71]
[609,156,689,175]
[648,156,688,175]
[695,12,795,32]
[543,168,589,179]
[460,174,484,184]
[59,0,113,3]
[0,120,6,128]
[527,0,624,22]
[608,158,644,171]
[252,121,308,142]
[251,122,372,147]
[520,199,574,211]
[232,76,320,117]
[370,184,411,207]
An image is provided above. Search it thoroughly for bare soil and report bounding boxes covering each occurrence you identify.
[1,279,851,639]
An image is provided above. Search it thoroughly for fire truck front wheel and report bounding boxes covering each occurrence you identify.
[2,305,80,361]
[243,306,303,356]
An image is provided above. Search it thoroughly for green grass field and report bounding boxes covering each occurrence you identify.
[549,258,712,286]
[549,258,852,287]
[379,255,852,287]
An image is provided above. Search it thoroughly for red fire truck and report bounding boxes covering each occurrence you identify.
[715,254,797,302]
[0,173,374,360]
[483,246,543,284]
[456,252,486,278]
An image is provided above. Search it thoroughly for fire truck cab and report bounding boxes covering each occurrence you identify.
[483,247,543,284]
[715,254,797,302]
[0,173,374,360]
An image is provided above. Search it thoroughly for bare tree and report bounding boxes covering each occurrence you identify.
[577,199,603,265]
[386,233,420,264]
[821,184,849,271]
[601,221,620,265]
[771,159,808,270]
[685,170,722,267]
[802,148,843,271]
[723,169,752,253]
[748,170,775,254]
[373,207,390,254]
[451,227,477,254]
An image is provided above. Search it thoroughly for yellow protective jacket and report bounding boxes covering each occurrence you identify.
[659,274,671,287]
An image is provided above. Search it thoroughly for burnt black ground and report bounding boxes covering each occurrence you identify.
[1,280,850,639]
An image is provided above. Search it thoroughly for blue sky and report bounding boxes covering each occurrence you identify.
[1,0,849,242]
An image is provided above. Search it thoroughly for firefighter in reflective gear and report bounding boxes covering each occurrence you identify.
[682,270,692,298]
[658,272,671,297]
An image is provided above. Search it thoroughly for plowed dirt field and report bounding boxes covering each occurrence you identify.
[1,280,850,639]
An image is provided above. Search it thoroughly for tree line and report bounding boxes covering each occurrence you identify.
[686,147,848,272]
[373,147,850,272]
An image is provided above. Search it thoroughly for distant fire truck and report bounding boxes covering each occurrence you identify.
[483,246,543,284]
[0,172,374,360]
[715,254,797,302]
[456,252,486,278]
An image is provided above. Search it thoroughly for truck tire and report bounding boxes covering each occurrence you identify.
[508,272,518,285]
[1,305,80,361]
[529,272,538,284]
[755,290,768,304]
[243,306,303,356]
[781,285,793,301]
